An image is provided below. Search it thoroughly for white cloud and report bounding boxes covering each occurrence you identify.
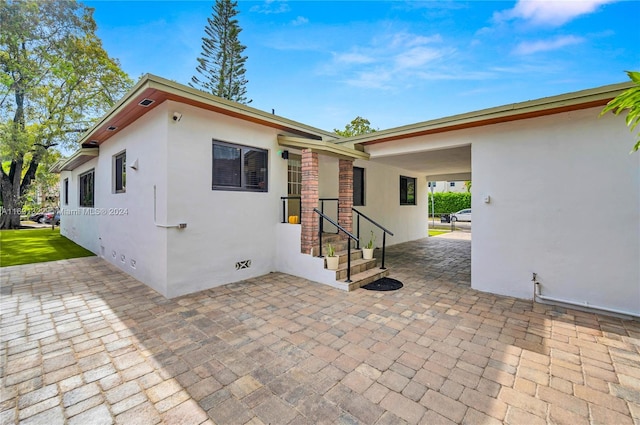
[494,0,616,27]
[326,31,454,89]
[334,52,376,65]
[514,35,585,54]
[249,0,290,15]
[291,16,308,26]
[344,70,394,89]
[395,46,445,69]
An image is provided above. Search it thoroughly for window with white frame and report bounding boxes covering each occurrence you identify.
[114,151,126,193]
[79,170,94,207]
[212,140,268,192]
[449,181,456,187]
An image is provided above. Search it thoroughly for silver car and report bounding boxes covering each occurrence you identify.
[451,208,471,222]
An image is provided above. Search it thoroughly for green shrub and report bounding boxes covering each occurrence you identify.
[427,192,471,215]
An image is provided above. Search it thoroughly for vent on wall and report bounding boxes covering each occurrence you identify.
[235,260,251,270]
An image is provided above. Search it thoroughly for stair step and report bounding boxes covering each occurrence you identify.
[334,257,378,280]
[345,267,390,291]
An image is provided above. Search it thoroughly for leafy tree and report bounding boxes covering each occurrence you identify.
[334,116,377,137]
[0,0,132,229]
[601,70,640,153]
[191,0,251,104]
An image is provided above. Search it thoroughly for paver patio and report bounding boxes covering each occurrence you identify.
[1,237,639,424]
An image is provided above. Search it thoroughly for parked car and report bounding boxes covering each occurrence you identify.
[29,212,46,223]
[43,211,60,225]
[450,208,471,222]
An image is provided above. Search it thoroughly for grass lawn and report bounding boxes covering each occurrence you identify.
[428,229,450,237]
[0,228,94,267]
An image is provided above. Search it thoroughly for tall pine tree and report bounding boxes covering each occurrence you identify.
[191,0,251,104]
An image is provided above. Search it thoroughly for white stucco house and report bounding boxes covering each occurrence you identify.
[428,180,469,193]
[53,74,639,318]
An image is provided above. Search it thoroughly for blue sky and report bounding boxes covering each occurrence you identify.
[86,0,639,132]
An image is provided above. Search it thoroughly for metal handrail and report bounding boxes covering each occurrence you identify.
[352,208,394,270]
[280,196,301,223]
[313,208,359,283]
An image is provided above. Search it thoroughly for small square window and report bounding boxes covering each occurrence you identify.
[114,151,126,193]
[449,181,455,187]
[400,176,416,205]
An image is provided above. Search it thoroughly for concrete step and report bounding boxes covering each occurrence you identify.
[344,267,390,291]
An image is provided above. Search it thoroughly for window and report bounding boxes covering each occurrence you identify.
[353,167,365,206]
[428,181,436,188]
[79,170,95,207]
[449,181,456,187]
[212,140,268,191]
[64,178,69,205]
[114,151,126,193]
[288,155,301,196]
[400,175,416,205]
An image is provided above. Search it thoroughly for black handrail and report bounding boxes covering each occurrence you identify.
[314,208,359,283]
[352,208,394,270]
[319,198,339,234]
[280,196,301,223]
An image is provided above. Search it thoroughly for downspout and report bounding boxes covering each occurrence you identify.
[532,273,639,318]
[154,185,187,229]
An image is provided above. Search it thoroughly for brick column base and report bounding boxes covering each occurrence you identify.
[338,159,354,240]
[301,149,319,254]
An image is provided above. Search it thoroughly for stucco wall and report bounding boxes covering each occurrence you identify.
[61,104,170,295]
[351,159,428,247]
[60,160,100,254]
[163,101,288,297]
[472,107,639,314]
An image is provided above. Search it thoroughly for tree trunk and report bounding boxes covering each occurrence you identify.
[0,172,22,229]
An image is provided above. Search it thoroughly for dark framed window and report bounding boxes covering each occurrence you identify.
[114,151,126,193]
[353,167,365,206]
[400,175,416,205]
[64,178,69,205]
[212,140,268,192]
[79,170,95,207]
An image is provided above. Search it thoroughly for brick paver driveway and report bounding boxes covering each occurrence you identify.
[2,237,639,424]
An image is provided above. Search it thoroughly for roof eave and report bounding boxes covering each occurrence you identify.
[51,147,99,173]
[337,81,634,146]
[78,74,339,147]
[278,136,370,161]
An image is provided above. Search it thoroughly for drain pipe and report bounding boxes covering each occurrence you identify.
[532,273,639,318]
[154,185,187,229]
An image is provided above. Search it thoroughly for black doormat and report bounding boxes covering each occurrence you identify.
[362,277,403,291]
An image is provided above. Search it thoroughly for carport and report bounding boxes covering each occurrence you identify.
[333,82,639,317]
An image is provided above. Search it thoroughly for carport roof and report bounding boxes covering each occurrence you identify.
[337,81,634,147]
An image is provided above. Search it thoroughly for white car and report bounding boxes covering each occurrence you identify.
[451,208,471,222]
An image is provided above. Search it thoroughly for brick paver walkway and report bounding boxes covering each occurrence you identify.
[1,237,639,424]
